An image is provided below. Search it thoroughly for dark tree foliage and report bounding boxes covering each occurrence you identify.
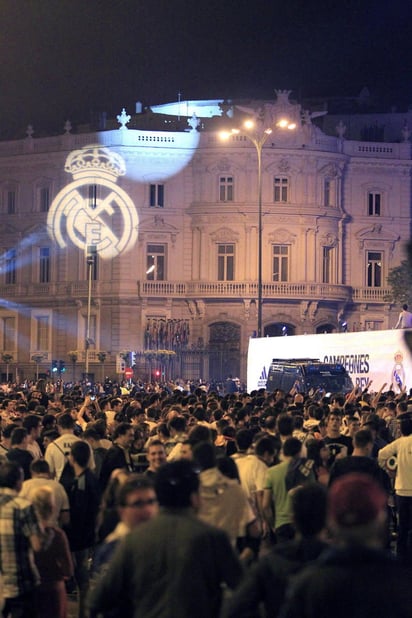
[385,259,412,306]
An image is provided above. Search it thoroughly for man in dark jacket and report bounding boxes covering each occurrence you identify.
[66,440,100,618]
[99,422,134,489]
[281,473,412,618]
[87,460,242,618]
[223,483,328,617]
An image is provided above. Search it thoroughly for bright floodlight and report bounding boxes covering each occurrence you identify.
[244,120,255,129]
[277,119,289,128]
[288,123,297,130]
[219,130,232,140]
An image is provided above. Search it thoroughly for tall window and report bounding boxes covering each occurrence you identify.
[324,179,331,206]
[146,244,166,280]
[7,190,16,214]
[36,315,49,350]
[86,247,98,281]
[274,177,289,203]
[40,187,50,212]
[368,192,381,216]
[84,314,97,349]
[2,317,15,350]
[219,176,234,202]
[367,251,382,287]
[217,244,234,281]
[322,247,331,283]
[39,248,50,283]
[272,245,289,282]
[5,249,16,284]
[88,184,97,209]
[149,184,164,207]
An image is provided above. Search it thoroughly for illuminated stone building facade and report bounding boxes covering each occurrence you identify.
[0,91,411,383]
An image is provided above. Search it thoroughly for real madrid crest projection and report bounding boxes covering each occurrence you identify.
[47,144,139,259]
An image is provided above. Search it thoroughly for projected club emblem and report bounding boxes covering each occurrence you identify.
[47,145,138,259]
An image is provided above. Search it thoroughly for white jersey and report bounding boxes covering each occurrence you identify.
[395,310,412,329]
[20,477,69,526]
[378,435,412,496]
[45,433,95,480]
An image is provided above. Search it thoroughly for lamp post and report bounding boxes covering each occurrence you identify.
[85,245,96,380]
[31,353,44,381]
[221,115,296,337]
[1,353,14,383]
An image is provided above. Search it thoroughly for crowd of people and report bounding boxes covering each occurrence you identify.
[0,375,411,617]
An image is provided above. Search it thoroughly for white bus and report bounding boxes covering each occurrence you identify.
[247,329,412,394]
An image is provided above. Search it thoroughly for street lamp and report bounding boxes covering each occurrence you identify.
[220,114,296,337]
[85,245,96,380]
[31,353,44,381]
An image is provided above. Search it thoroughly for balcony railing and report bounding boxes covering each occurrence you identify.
[352,287,391,302]
[140,281,394,303]
[0,280,392,304]
[139,280,353,301]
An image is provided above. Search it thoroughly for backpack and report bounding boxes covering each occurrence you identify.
[52,442,75,493]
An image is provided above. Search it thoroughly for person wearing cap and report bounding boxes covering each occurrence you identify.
[87,460,242,618]
[223,483,328,618]
[281,473,412,618]
[378,412,412,565]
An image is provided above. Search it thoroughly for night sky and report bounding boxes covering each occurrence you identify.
[0,0,411,138]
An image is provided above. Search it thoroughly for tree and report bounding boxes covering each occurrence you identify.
[1,353,14,382]
[97,352,107,382]
[385,260,412,307]
[68,351,78,382]
[31,353,45,381]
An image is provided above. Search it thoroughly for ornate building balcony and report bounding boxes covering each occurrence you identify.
[138,280,354,302]
[352,287,391,302]
[0,281,391,305]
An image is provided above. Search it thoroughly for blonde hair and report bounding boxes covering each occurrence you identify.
[31,485,55,522]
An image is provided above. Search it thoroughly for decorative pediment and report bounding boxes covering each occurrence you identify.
[138,216,180,244]
[207,157,242,174]
[210,226,239,242]
[0,222,19,236]
[357,224,399,243]
[23,223,49,238]
[266,157,300,175]
[267,158,290,174]
[268,228,296,244]
[319,161,345,177]
[356,224,400,255]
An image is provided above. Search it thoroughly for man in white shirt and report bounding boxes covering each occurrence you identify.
[45,413,94,481]
[19,459,70,527]
[394,304,412,328]
[378,412,412,565]
[235,435,277,531]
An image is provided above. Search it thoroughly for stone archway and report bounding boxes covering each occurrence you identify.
[264,322,296,337]
[208,322,240,383]
[316,323,335,334]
